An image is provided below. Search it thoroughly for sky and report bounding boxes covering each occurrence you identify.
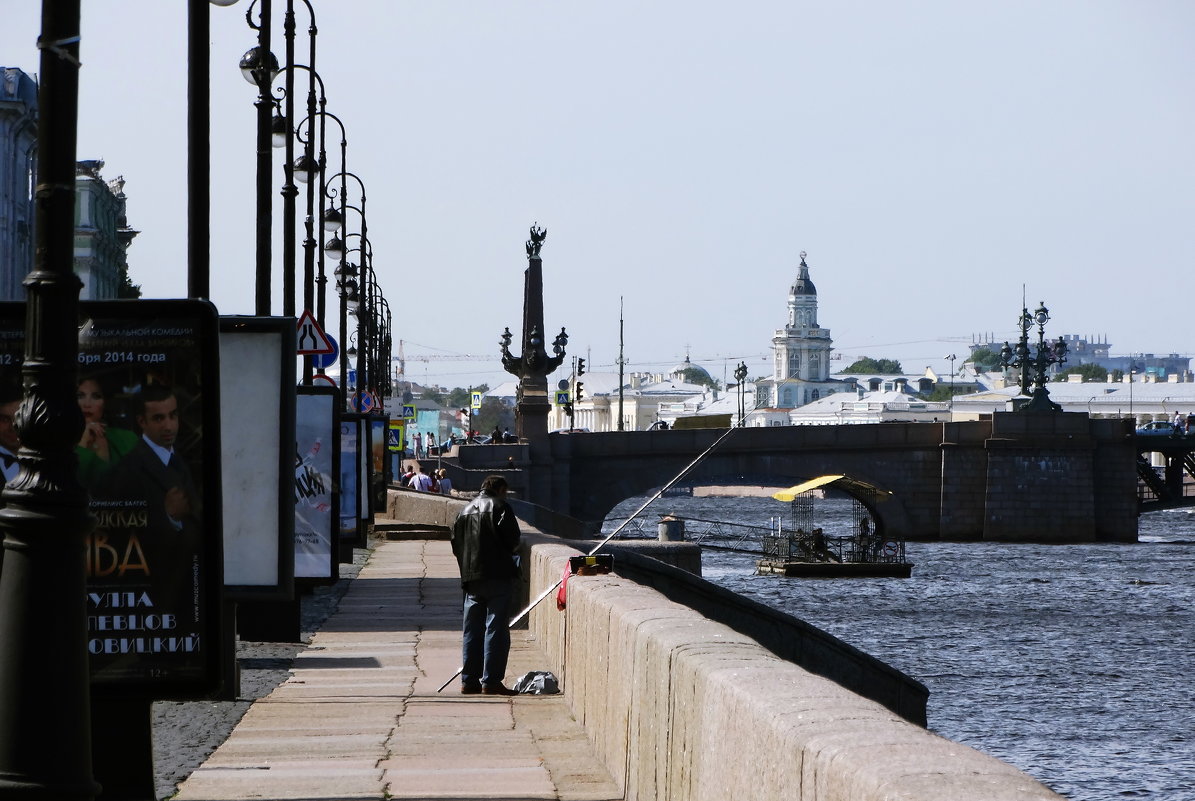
[2,1,1193,391]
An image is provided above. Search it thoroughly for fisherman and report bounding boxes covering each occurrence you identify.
[450,474,522,695]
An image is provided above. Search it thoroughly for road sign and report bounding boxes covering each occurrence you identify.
[312,374,336,388]
[296,310,335,355]
[555,391,570,405]
[312,335,339,368]
[351,391,374,413]
[387,421,404,453]
[471,391,482,410]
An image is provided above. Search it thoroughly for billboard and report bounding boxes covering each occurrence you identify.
[295,387,338,581]
[219,316,295,598]
[0,300,224,697]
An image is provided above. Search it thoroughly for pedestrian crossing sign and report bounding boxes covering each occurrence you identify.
[388,421,404,453]
[470,391,482,410]
[403,404,415,421]
[555,391,570,405]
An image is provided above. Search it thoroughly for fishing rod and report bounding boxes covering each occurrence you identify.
[437,418,748,693]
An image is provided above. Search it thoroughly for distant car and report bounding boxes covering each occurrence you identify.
[1136,421,1178,437]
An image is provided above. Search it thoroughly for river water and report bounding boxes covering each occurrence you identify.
[603,495,1195,801]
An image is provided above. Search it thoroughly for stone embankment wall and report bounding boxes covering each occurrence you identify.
[527,538,1065,801]
[387,490,1063,800]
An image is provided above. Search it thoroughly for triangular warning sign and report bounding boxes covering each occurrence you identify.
[296,310,335,355]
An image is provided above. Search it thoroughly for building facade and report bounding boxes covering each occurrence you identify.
[74,160,137,299]
[0,67,37,300]
[755,251,846,410]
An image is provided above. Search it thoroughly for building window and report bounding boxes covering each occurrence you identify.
[811,390,820,401]
[788,352,800,378]
[781,387,794,407]
[810,354,820,378]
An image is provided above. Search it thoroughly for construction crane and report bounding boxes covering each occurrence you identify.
[393,340,492,393]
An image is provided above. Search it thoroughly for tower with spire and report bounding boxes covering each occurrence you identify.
[756,251,843,410]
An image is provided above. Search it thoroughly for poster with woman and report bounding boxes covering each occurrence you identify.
[0,300,223,698]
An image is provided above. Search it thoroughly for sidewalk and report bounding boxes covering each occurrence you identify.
[173,540,621,801]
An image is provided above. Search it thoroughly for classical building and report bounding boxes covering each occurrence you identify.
[74,160,138,299]
[0,67,38,300]
[754,251,846,411]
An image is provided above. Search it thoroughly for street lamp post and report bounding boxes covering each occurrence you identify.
[0,2,100,797]
[999,301,1068,412]
[944,353,957,412]
[241,0,278,315]
[734,361,748,426]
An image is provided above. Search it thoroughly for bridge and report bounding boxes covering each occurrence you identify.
[1135,433,1195,512]
[452,411,1142,543]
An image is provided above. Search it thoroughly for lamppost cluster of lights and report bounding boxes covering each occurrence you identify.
[999,301,1068,412]
[239,0,392,409]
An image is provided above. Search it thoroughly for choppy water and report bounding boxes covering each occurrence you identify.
[603,495,1195,801]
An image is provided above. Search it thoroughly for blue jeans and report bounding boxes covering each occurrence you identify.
[461,577,513,687]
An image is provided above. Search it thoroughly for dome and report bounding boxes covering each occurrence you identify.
[669,356,711,383]
[790,251,817,296]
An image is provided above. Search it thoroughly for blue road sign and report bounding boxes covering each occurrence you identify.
[312,335,339,369]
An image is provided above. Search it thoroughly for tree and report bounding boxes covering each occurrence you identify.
[472,397,514,436]
[679,367,721,392]
[1056,364,1107,382]
[968,347,1002,372]
[447,384,487,409]
[842,357,903,375]
[926,384,975,402]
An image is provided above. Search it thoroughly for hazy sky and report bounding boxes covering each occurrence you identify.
[3,1,1193,390]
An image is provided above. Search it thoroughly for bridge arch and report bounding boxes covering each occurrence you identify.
[588,467,916,543]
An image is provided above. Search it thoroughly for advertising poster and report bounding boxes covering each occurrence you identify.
[339,415,359,540]
[0,301,223,697]
[295,389,337,580]
[219,316,294,597]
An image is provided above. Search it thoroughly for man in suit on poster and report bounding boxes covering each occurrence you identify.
[108,384,202,578]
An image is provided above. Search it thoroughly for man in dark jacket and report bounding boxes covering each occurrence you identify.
[450,474,521,695]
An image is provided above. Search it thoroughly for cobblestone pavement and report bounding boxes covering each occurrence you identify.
[151,548,369,801]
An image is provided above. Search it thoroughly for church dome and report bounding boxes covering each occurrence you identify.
[790,251,817,296]
[669,356,711,383]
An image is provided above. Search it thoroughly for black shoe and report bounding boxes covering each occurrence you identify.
[460,683,482,695]
[482,683,518,696]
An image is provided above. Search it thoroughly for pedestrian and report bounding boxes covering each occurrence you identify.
[437,468,453,496]
[400,463,416,488]
[413,431,424,459]
[450,474,521,695]
[427,431,437,455]
[491,425,501,443]
[1174,412,1185,434]
[410,466,434,492]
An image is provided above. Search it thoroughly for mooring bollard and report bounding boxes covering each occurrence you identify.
[658,515,684,541]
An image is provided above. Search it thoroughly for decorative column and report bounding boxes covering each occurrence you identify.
[501,225,568,501]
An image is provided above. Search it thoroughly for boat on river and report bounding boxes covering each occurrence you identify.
[756,475,913,578]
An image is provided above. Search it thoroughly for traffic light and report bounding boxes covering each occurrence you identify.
[561,401,573,417]
[576,382,584,401]
[576,358,586,376]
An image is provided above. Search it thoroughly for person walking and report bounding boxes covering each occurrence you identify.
[450,474,521,695]
[436,468,453,496]
[410,466,433,492]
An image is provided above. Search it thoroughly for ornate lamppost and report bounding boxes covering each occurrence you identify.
[240,0,278,314]
[0,2,99,796]
[999,301,1068,412]
[501,225,568,499]
[734,361,748,426]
